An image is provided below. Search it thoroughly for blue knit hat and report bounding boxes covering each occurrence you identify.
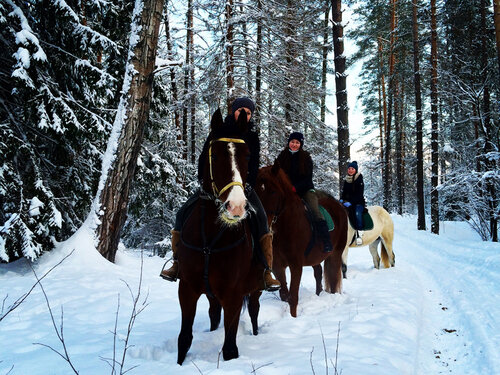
[232,97,255,115]
[348,161,358,173]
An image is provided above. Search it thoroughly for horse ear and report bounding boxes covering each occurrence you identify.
[210,108,224,131]
[236,109,248,134]
[271,160,281,175]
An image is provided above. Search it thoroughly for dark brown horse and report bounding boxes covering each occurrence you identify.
[255,164,348,317]
[176,109,263,364]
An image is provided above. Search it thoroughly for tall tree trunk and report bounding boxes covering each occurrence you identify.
[188,1,196,164]
[412,0,426,230]
[394,79,403,215]
[384,0,397,211]
[481,0,498,241]
[430,0,439,234]
[493,0,500,79]
[226,0,235,111]
[255,0,263,128]
[241,5,252,94]
[164,3,180,143]
[320,1,330,128]
[378,36,387,182]
[332,0,350,193]
[95,0,165,262]
[182,0,193,161]
[284,0,295,126]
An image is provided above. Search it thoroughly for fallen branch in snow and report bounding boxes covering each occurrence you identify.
[310,321,343,375]
[29,262,79,374]
[330,321,342,375]
[250,361,274,373]
[0,249,74,323]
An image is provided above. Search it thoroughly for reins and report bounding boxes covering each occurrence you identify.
[209,137,246,198]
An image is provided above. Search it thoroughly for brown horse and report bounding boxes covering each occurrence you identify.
[176,109,263,365]
[255,164,348,317]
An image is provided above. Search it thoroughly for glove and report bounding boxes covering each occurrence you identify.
[343,201,351,207]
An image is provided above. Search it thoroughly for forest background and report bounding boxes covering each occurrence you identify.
[1,0,499,263]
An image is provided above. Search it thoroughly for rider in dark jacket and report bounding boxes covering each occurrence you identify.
[275,132,333,253]
[161,98,280,291]
[340,161,366,244]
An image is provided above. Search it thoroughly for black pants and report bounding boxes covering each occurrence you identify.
[174,188,269,240]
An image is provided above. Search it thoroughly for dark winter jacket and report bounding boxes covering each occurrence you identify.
[341,172,366,207]
[197,114,260,188]
[276,147,314,196]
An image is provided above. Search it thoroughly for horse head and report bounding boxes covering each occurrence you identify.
[204,109,250,225]
[256,163,293,226]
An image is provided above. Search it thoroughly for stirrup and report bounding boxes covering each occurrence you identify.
[159,260,178,282]
[356,236,363,245]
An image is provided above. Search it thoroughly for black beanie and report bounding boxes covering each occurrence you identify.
[348,161,358,173]
[232,97,255,115]
[288,131,304,147]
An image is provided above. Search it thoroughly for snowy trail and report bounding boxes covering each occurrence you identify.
[1,216,499,375]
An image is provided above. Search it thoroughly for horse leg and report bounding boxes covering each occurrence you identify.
[341,245,349,279]
[312,264,323,296]
[221,297,244,361]
[208,295,222,331]
[248,290,262,335]
[288,265,303,317]
[177,281,200,365]
[369,238,381,269]
[274,267,289,302]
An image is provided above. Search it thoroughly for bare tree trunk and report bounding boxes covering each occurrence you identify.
[394,79,403,215]
[164,3,180,142]
[320,1,330,127]
[430,0,439,234]
[384,0,397,211]
[332,0,350,193]
[284,0,295,126]
[188,0,196,164]
[95,0,165,262]
[226,0,235,111]
[493,0,500,79]
[378,36,387,182]
[255,0,263,128]
[481,0,498,241]
[182,0,193,161]
[412,0,426,230]
[241,5,252,94]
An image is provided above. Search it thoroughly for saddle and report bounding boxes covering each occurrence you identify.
[301,200,334,256]
[347,207,374,231]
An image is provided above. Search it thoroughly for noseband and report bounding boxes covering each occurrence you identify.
[209,137,246,199]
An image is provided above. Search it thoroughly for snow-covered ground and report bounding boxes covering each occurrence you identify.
[1,215,499,375]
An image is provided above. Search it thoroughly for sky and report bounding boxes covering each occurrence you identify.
[1,214,499,375]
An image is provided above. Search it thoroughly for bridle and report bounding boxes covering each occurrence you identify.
[208,137,246,199]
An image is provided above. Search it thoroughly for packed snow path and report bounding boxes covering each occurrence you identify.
[1,216,499,374]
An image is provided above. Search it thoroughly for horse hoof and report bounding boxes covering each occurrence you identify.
[223,347,239,361]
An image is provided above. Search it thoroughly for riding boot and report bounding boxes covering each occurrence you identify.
[355,230,363,245]
[260,233,281,291]
[316,220,333,253]
[160,230,181,281]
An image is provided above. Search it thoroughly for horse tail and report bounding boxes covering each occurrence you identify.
[380,240,390,268]
[323,255,342,293]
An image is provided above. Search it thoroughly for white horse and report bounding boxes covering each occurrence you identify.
[342,205,395,277]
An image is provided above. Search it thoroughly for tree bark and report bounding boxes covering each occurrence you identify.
[96,0,165,262]
[430,0,439,234]
[164,3,180,142]
[332,0,350,193]
[226,0,235,111]
[320,1,330,127]
[255,0,263,128]
[493,0,500,80]
[384,0,397,211]
[378,36,387,182]
[412,0,426,230]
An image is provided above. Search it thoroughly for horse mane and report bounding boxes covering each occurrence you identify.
[260,164,295,194]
